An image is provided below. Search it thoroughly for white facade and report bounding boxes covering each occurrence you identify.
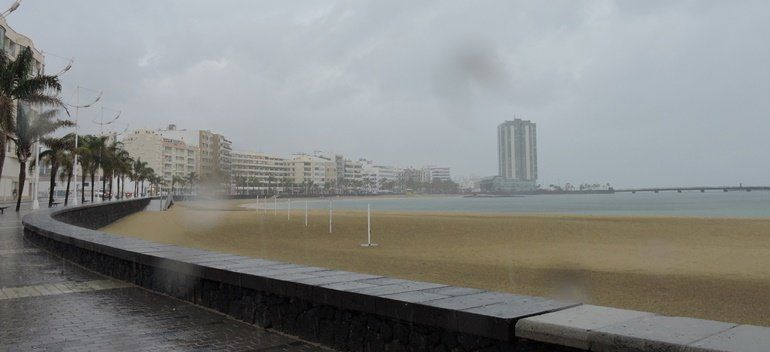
[0,17,46,202]
[121,129,163,176]
[230,151,288,191]
[498,118,537,181]
[287,154,337,187]
[362,160,401,192]
[122,129,198,184]
[422,166,452,182]
[161,138,197,183]
[160,126,230,181]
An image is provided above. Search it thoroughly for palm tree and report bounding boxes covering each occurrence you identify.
[75,135,96,203]
[9,104,73,211]
[0,47,65,183]
[39,133,75,207]
[112,147,131,199]
[266,175,276,195]
[185,172,198,195]
[60,150,75,205]
[171,175,185,195]
[131,158,147,197]
[85,136,106,202]
[139,165,154,196]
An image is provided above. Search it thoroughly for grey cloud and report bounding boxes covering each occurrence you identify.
[9,0,770,187]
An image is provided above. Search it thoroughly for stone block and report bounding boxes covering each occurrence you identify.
[685,324,770,352]
[515,304,653,350]
[590,315,736,352]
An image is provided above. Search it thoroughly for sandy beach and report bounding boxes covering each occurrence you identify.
[101,200,770,325]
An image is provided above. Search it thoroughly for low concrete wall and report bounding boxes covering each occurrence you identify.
[22,200,768,352]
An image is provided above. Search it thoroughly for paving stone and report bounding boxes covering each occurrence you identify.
[3,207,324,352]
[515,304,654,350]
[686,324,770,352]
[350,280,446,296]
[296,272,381,285]
[380,290,449,304]
[426,291,523,310]
[422,285,485,297]
[590,315,737,352]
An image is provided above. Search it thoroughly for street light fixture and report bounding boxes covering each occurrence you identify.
[1,0,20,17]
[65,86,102,206]
[31,52,74,210]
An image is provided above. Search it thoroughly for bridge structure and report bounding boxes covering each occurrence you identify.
[615,186,770,194]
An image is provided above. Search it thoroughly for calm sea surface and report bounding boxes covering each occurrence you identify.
[278,192,770,217]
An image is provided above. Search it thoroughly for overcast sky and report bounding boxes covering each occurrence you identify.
[8,0,770,187]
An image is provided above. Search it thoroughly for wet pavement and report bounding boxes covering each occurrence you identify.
[0,207,327,351]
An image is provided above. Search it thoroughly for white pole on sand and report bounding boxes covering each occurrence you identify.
[361,204,378,247]
[274,195,277,216]
[305,200,308,227]
[288,198,291,220]
[329,198,333,233]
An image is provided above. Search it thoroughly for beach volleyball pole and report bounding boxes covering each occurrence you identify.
[288,198,291,220]
[305,200,308,227]
[361,204,378,247]
[274,196,277,216]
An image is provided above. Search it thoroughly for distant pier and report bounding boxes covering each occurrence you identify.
[615,186,770,194]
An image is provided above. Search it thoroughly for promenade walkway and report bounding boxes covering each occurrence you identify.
[0,206,325,351]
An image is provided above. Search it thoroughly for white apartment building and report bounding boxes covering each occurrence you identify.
[161,138,197,184]
[160,125,231,181]
[0,16,46,202]
[422,166,452,182]
[286,154,337,189]
[121,129,163,176]
[498,118,537,181]
[343,159,363,184]
[230,151,289,192]
[362,160,401,193]
[121,129,197,185]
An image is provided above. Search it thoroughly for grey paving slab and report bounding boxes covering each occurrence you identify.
[296,272,381,285]
[0,287,326,352]
[426,291,526,310]
[380,290,450,303]
[515,304,654,350]
[590,315,737,352]
[5,207,327,352]
[351,281,447,296]
[422,285,485,297]
[686,325,770,352]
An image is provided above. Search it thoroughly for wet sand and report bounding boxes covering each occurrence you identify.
[101,201,770,326]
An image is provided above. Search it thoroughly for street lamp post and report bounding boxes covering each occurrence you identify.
[92,106,120,201]
[32,50,73,210]
[68,86,102,206]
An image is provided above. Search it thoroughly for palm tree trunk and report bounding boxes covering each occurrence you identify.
[81,173,86,203]
[64,171,72,206]
[101,172,107,200]
[0,138,6,190]
[120,175,125,199]
[15,161,26,212]
[48,163,59,207]
[108,173,113,201]
[90,171,95,202]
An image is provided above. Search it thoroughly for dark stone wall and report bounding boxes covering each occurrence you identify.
[52,198,152,229]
